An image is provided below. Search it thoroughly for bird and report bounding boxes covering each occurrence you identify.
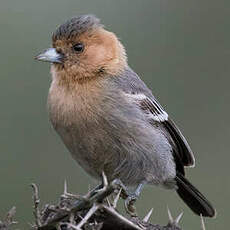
[35,14,215,218]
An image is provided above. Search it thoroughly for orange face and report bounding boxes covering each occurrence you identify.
[51,28,127,82]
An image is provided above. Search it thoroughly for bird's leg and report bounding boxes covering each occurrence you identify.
[124,183,144,217]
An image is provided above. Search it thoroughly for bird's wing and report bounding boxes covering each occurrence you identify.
[113,67,195,171]
[125,92,195,171]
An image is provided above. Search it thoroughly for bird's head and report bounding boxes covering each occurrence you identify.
[35,15,127,83]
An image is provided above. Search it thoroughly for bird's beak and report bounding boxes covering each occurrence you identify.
[35,48,64,64]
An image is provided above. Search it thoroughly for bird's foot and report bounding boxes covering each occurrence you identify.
[111,180,144,217]
[125,183,144,216]
[125,193,138,217]
[107,178,136,215]
[110,179,129,198]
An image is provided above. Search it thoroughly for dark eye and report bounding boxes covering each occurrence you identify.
[73,43,84,53]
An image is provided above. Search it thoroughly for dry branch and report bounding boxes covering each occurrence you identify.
[0,207,17,230]
[29,177,183,230]
[0,176,208,230]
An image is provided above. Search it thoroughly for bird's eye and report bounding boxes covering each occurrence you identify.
[73,43,84,53]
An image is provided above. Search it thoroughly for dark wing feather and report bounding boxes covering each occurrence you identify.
[163,118,195,167]
[138,96,195,169]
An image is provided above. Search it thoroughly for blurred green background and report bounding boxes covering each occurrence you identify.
[0,0,229,229]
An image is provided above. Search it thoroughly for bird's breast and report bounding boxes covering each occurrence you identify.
[47,79,119,179]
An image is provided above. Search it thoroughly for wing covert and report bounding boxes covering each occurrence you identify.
[125,92,195,168]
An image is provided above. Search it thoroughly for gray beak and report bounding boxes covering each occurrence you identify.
[35,48,64,64]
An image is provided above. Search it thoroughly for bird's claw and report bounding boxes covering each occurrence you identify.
[125,194,138,217]
[111,179,143,217]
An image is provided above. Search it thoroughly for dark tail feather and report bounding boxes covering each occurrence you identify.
[176,173,216,217]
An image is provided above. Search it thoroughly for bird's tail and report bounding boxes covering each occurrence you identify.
[175,173,216,217]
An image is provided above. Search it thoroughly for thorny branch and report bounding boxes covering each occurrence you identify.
[31,183,42,227]
[28,174,184,230]
[0,175,208,230]
[0,207,17,230]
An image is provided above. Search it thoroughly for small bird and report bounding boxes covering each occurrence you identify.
[35,15,215,217]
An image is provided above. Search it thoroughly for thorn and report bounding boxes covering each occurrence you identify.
[106,198,111,207]
[167,206,174,224]
[78,214,83,220]
[143,208,153,222]
[64,180,67,194]
[6,206,16,223]
[68,223,81,230]
[200,214,206,230]
[102,171,108,188]
[61,180,83,200]
[76,203,99,229]
[175,212,183,225]
[102,205,143,230]
[113,188,122,208]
